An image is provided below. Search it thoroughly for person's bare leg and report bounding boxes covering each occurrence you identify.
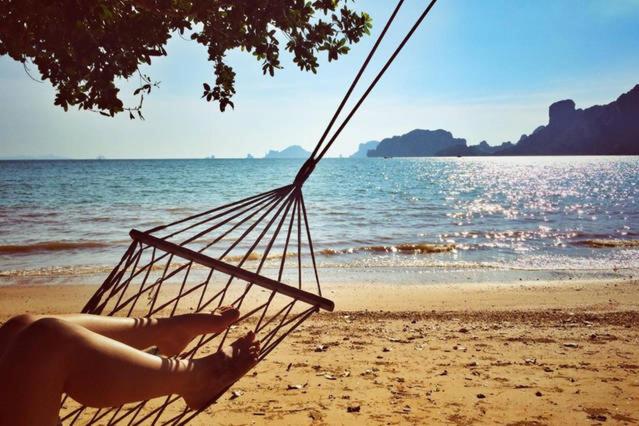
[56,308,241,356]
[0,318,259,426]
[0,314,37,359]
[0,307,239,358]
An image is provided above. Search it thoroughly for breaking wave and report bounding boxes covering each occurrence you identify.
[320,242,456,256]
[222,251,297,262]
[0,264,115,277]
[574,239,639,249]
[0,241,111,255]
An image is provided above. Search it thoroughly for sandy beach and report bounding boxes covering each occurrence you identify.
[1,279,638,425]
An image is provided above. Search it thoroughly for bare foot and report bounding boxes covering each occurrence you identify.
[182,331,260,410]
[158,307,240,357]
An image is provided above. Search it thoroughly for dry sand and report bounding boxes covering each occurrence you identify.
[1,279,638,425]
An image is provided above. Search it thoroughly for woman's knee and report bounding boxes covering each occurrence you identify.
[1,313,39,334]
[22,317,72,339]
[13,317,79,357]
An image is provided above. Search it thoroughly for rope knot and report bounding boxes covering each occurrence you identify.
[294,158,316,186]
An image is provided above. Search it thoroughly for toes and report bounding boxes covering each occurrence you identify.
[243,330,255,343]
[230,331,255,351]
[216,305,234,314]
[246,346,259,362]
[215,306,240,322]
[240,332,256,350]
[248,340,260,359]
[222,309,240,322]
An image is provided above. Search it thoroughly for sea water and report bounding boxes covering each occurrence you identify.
[1,157,637,285]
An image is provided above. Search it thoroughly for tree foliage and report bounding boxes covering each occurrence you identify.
[0,0,371,117]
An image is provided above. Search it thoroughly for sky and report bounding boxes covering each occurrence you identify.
[1,0,638,159]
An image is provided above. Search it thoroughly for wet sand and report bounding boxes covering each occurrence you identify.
[1,279,638,425]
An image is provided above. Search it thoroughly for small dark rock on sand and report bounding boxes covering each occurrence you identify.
[588,414,607,422]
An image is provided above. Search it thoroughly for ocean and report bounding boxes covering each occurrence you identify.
[1,157,638,286]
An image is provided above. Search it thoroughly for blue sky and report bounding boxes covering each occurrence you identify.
[1,0,638,159]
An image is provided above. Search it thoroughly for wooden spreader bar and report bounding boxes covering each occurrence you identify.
[129,229,334,312]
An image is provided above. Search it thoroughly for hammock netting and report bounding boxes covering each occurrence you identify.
[60,183,329,425]
[58,0,438,424]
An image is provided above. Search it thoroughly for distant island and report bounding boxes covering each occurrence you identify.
[263,145,311,159]
[0,155,69,160]
[350,140,380,158]
[367,129,466,157]
[363,84,639,157]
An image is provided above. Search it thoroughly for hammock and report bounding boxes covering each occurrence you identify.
[59,0,438,424]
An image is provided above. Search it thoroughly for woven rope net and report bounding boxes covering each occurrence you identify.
[58,0,438,423]
[60,183,329,425]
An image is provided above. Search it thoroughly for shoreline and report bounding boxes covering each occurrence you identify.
[1,265,636,289]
